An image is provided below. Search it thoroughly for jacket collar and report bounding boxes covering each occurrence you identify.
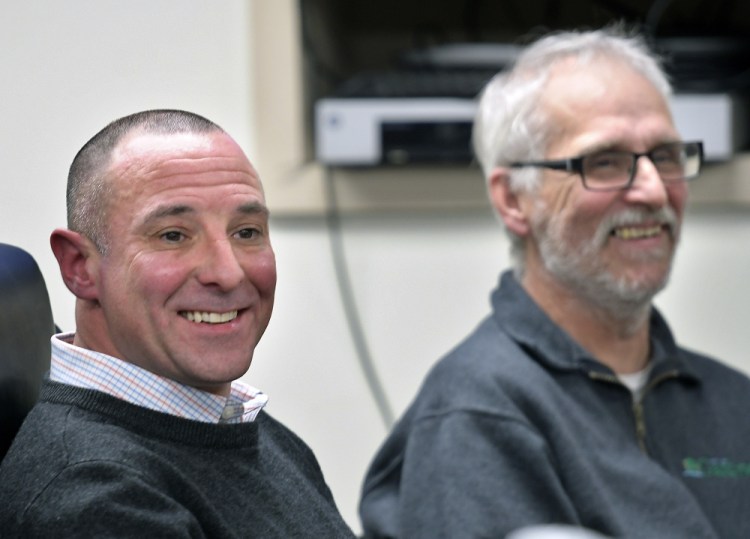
[490,271,699,381]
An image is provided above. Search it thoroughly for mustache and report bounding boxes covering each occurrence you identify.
[593,206,680,247]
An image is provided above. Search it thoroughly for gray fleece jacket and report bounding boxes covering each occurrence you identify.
[360,271,750,539]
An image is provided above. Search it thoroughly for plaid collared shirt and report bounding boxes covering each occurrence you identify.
[50,333,268,424]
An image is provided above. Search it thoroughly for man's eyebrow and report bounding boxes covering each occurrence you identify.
[141,204,194,225]
[237,201,270,217]
[138,201,269,228]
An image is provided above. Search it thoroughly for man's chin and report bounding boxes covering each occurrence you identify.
[172,348,253,384]
[599,272,669,308]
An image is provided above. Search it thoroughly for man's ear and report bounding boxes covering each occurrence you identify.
[488,167,531,237]
[50,229,100,301]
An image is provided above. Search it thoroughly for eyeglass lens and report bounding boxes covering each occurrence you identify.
[582,142,701,190]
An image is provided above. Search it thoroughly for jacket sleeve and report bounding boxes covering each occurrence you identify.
[395,409,581,538]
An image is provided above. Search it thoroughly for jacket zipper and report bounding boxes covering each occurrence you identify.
[588,368,681,453]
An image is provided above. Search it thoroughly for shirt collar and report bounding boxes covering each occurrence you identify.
[50,333,268,424]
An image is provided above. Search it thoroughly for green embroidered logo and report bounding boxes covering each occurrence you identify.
[683,457,750,478]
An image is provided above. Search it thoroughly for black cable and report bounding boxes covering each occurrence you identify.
[590,0,643,20]
[323,166,395,430]
[644,0,674,36]
[298,0,345,87]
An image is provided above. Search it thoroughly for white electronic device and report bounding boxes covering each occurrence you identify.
[315,94,746,166]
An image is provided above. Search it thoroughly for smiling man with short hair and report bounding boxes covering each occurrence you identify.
[0,110,354,538]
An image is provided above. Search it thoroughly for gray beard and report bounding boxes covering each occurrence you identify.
[533,206,678,327]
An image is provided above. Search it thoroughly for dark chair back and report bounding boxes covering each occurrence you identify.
[0,243,55,460]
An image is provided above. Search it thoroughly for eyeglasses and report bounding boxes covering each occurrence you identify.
[509,141,704,191]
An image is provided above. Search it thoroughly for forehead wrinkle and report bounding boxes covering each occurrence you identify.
[109,141,257,180]
[136,166,258,189]
[152,156,256,179]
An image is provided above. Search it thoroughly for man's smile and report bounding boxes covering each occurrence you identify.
[612,224,665,240]
[179,310,239,324]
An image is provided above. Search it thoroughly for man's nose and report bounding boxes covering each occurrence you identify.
[625,155,669,207]
[197,237,245,290]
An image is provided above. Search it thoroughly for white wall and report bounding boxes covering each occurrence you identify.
[3,2,750,534]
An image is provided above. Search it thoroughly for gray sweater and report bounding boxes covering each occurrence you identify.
[0,381,354,538]
[360,271,750,538]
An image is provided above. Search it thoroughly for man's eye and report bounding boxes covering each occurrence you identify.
[651,149,679,164]
[235,228,260,240]
[588,154,620,169]
[161,230,185,243]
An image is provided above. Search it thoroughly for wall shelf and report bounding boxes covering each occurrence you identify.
[249,0,750,217]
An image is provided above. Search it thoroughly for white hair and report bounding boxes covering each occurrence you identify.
[473,26,672,188]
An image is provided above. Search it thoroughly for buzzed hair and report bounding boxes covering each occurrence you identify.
[67,109,224,253]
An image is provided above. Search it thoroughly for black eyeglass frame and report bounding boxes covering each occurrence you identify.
[508,141,704,192]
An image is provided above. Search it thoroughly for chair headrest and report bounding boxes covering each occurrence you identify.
[0,243,56,458]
